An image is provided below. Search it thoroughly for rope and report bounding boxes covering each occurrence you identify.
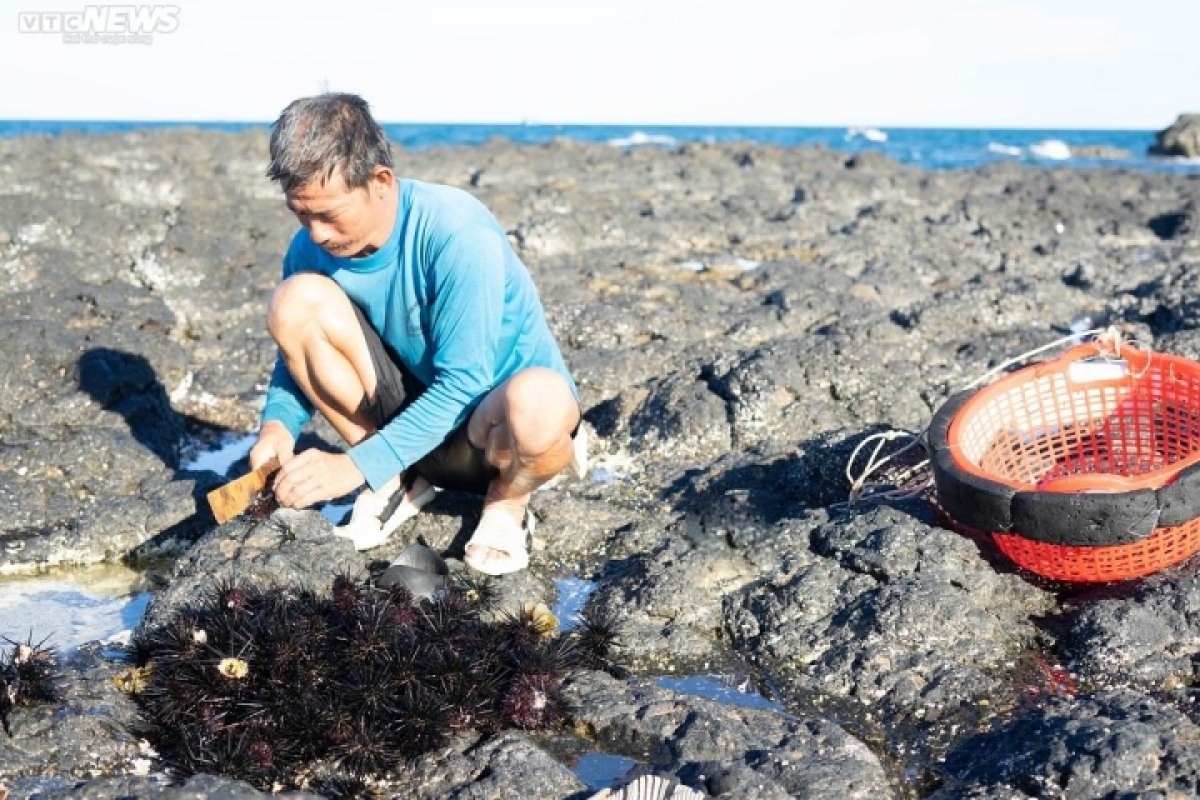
[839,430,931,507]
[1092,325,1154,379]
[959,327,1106,391]
[840,326,1143,507]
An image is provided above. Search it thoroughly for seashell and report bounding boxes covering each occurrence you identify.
[377,564,447,600]
[112,664,154,695]
[217,657,249,679]
[522,602,559,638]
[589,775,706,800]
[377,543,450,599]
[390,543,449,576]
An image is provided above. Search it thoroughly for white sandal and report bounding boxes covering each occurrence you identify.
[569,424,589,479]
[464,507,536,576]
[335,476,436,551]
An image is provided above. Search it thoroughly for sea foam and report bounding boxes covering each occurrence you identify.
[1029,139,1072,160]
[845,126,888,143]
[988,142,1023,157]
[607,131,678,148]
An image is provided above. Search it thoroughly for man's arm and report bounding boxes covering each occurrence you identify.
[348,226,507,490]
[250,234,316,470]
[259,353,316,441]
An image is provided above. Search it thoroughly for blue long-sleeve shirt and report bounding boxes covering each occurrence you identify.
[261,179,577,491]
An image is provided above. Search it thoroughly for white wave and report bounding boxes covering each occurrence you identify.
[845,126,888,143]
[1029,139,1072,160]
[607,131,677,148]
[988,142,1023,157]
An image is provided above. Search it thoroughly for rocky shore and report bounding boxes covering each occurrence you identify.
[1,129,1199,798]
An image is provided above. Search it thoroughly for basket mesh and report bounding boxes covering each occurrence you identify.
[944,346,1200,581]
[956,369,1200,489]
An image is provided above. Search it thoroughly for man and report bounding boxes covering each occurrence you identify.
[248,93,584,576]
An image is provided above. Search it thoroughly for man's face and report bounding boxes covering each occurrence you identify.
[285,167,392,258]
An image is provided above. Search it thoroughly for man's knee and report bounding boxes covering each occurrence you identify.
[267,273,345,344]
[502,368,579,450]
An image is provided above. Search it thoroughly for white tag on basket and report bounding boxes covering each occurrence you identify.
[1068,359,1129,383]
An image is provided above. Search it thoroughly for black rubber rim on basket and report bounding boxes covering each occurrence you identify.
[926,389,1200,546]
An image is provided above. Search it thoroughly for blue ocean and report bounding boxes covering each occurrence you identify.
[1,120,1197,173]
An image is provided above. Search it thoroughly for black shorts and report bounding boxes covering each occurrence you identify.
[352,303,497,496]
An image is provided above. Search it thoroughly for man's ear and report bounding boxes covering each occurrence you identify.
[369,167,394,198]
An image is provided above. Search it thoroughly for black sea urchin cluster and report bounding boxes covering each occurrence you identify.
[127,573,623,790]
[0,635,61,736]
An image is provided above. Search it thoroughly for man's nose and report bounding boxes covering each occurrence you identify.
[307,220,332,244]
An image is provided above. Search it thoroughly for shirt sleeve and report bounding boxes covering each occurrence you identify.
[259,233,316,438]
[348,226,506,490]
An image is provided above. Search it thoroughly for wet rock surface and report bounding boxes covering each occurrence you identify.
[930,690,1200,798]
[563,670,894,799]
[385,731,588,800]
[0,643,145,786]
[0,130,1198,796]
[1059,562,1200,695]
[7,774,308,799]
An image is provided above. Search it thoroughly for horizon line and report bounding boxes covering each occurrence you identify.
[0,118,1168,133]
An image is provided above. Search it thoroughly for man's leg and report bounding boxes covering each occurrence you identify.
[464,367,581,571]
[267,273,377,445]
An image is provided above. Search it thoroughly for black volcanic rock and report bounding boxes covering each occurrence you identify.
[0,130,1199,795]
[931,690,1200,798]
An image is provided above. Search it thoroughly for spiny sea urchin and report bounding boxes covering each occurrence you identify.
[502,671,568,729]
[0,635,62,737]
[245,485,280,521]
[127,571,625,790]
[566,605,628,677]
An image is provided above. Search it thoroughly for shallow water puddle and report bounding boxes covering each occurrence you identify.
[572,752,640,791]
[552,575,598,632]
[552,576,646,790]
[0,564,154,654]
[180,428,255,477]
[658,673,791,715]
[0,433,255,656]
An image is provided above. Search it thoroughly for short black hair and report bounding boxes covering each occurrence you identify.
[267,93,393,192]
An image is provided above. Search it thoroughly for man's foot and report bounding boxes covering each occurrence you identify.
[335,474,435,551]
[464,501,535,576]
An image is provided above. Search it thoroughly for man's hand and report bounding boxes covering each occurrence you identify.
[250,421,296,469]
[272,449,364,510]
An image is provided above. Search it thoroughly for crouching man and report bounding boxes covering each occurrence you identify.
[248,93,584,576]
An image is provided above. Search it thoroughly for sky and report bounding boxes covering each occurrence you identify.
[0,0,1196,129]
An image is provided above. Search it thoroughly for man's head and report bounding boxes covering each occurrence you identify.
[268,93,396,258]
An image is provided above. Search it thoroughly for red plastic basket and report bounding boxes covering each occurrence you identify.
[989,525,1200,583]
[936,341,1200,582]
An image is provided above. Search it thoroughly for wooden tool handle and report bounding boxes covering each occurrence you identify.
[206,456,280,524]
